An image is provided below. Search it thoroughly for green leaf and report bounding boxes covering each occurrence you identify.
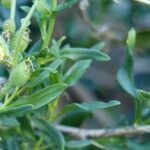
[117,28,142,123]
[63,59,92,86]
[35,119,65,150]
[36,0,52,16]
[60,48,110,61]
[0,105,33,117]
[11,84,67,110]
[137,90,150,107]
[91,42,105,51]
[18,116,35,139]
[0,116,19,127]
[60,109,92,127]
[117,28,137,97]
[28,59,64,87]
[56,0,80,12]
[66,140,91,149]
[60,100,120,115]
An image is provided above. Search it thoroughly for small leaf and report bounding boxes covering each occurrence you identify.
[60,48,110,61]
[0,116,19,127]
[91,42,105,51]
[35,119,65,150]
[11,84,67,110]
[63,59,92,86]
[66,140,91,149]
[36,0,52,16]
[137,90,150,107]
[56,0,80,12]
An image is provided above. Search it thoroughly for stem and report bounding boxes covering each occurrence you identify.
[134,97,142,124]
[134,0,150,5]
[10,0,16,23]
[3,87,19,106]
[14,0,39,65]
[44,0,57,47]
[55,124,150,139]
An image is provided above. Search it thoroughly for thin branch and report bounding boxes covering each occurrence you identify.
[55,124,150,139]
[134,0,150,5]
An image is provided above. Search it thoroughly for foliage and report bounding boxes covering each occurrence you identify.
[0,0,149,149]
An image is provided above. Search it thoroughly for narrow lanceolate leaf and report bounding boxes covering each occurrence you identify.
[56,0,80,12]
[35,119,65,150]
[0,105,33,117]
[11,84,67,110]
[63,60,92,86]
[66,140,91,149]
[117,28,137,97]
[61,100,120,113]
[60,48,110,61]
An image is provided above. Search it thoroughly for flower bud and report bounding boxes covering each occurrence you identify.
[8,60,32,87]
[9,29,31,52]
[0,35,9,61]
[2,19,15,32]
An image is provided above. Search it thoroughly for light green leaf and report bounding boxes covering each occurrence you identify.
[60,48,110,61]
[91,42,105,51]
[36,0,52,16]
[56,0,80,12]
[11,84,67,109]
[63,59,92,86]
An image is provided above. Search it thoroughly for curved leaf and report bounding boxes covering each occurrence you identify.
[60,48,110,61]
[61,100,120,113]
[35,119,65,150]
[117,28,137,97]
[11,84,67,110]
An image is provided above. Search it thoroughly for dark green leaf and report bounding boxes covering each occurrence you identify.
[0,105,33,117]
[18,116,35,139]
[60,109,92,127]
[66,140,91,149]
[117,28,137,97]
[35,119,65,150]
